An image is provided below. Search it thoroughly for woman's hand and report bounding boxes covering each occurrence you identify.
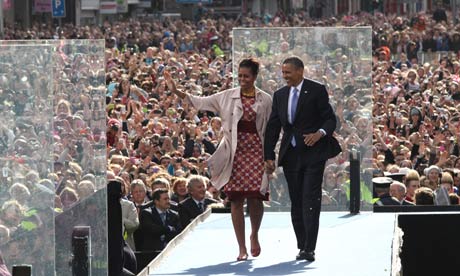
[164,71,186,99]
[164,71,175,90]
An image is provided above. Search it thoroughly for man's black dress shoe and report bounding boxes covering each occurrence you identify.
[304,251,315,262]
[296,250,315,261]
[296,250,306,260]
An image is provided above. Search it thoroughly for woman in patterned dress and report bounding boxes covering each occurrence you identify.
[165,58,272,261]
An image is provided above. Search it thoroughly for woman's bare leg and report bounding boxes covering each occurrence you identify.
[248,198,264,257]
[231,198,247,260]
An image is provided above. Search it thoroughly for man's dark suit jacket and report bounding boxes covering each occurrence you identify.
[374,194,402,206]
[402,199,415,206]
[135,207,181,251]
[178,197,217,228]
[264,78,341,165]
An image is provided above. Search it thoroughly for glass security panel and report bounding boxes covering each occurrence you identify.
[0,43,55,275]
[232,27,373,211]
[0,40,107,275]
[52,39,107,276]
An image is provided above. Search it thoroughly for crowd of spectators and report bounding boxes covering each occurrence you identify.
[371,7,460,205]
[1,3,460,274]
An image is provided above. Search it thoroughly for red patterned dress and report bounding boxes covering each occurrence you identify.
[224,95,269,201]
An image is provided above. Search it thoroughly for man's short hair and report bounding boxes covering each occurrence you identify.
[187,175,205,190]
[415,187,434,205]
[449,193,460,205]
[152,188,169,202]
[283,56,304,69]
[151,177,170,190]
[391,181,406,194]
[130,179,146,191]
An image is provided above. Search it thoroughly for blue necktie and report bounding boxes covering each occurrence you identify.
[160,212,166,225]
[198,202,204,213]
[290,87,299,146]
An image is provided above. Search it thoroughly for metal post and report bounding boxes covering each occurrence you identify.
[0,0,4,39]
[25,0,30,29]
[72,226,91,276]
[75,0,81,26]
[453,0,458,24]
[349,149,361,214]
[12,265,32,276]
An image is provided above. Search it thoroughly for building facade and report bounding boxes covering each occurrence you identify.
[0,0,455,30]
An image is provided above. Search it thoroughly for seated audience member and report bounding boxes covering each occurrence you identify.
[415,187,435,205]
[373,177,401,206]
[171,177,189,203]
[110,177,138,275]
[404,170,420,203]
[130,179,149,212]
[439,172,455,193]
[60,187,79,209]
[434,172,455,205]
[449,193,460,205]
[390,181,414,205]
[150,177,178,211]
[179,175,218,227]
[423,165,441,191]
[135,188,181,251]
[119,177,139,251]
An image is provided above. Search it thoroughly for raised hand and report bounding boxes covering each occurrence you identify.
[164,70,185,99]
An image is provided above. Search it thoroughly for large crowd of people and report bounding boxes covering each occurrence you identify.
[0,3,460,274]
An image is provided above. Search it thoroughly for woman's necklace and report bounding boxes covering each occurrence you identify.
[241,87,255,97]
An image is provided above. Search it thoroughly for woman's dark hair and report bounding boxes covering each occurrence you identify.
[118,78,130,96]
[454,157,460,168]
[239,58,260,76]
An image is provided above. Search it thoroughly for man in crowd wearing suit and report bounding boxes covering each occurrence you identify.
[390,181,415,205]
[264,56,341,262]
[178,175,217,228]
[373,177,402,206]
[135,188,181,251]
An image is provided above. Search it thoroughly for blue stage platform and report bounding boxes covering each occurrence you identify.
[142,212,396,276]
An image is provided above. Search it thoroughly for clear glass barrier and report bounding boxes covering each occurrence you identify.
[53,39,107,276]
[0,40,107,275]
[233,27,373,211]
[0,43,55,275]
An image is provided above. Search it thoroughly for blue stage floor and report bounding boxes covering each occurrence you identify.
[147,212,396,276]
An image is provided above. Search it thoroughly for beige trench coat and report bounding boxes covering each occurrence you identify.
[186,87,273,192]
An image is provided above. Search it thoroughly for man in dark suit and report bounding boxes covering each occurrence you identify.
[390,181,415,206]
[135,188,181,251]
[178,175,217,228]
[264,57,341,262]
[373,177,402,206]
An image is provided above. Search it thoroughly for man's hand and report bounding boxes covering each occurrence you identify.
[265,160,275,174]
[303,131,323,147]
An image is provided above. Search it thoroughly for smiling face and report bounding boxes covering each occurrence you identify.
[176,181,188,196]
[237,66,257,91]
[189,180,206,201]
[282,63,304,87]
